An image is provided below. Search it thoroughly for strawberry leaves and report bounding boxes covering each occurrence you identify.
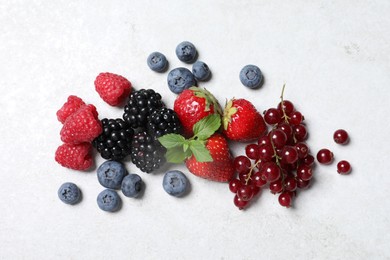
[158,114,221,163]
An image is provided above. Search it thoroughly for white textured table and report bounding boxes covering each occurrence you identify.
[1,1,389,259]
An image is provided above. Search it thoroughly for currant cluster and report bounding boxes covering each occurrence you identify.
[229,86,315,209]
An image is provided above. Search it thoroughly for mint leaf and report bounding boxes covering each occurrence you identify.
[165,146,187,163]
[158,134,186,149]
[189,140,213,162]
[193,114,221,140]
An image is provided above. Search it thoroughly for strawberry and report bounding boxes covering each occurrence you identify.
[94,72,132,106]
[56,95,86,124]
[158,114,234,182]
[185,133,234,182]
[60,104,102,144]
[55,142,93,170]
[174,87,222,137]
[223,98,267,142]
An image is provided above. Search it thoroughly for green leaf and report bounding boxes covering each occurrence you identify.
[165,146,187,163]
[192,114,221,140]
[158,134,186,149]
[189,140,213,162]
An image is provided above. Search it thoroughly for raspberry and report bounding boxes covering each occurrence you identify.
[56,95,86,124]
[60,104,102,144]
[55,142,93,170]
[94,72,132,106]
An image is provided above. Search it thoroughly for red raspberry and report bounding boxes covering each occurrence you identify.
[56,95,86,124]
[55,142,93,170]
[94,72,132,106]
[60,104,102,144]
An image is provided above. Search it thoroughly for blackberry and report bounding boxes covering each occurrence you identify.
[147,108,183,138]
[131,131,166,173]
[123,89,165,129]
[92,118,134,161]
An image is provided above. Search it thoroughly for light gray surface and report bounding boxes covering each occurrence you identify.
[1,1,389,259]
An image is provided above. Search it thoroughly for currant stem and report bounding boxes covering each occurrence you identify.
[245,160,261,185]
[280,83,290,123]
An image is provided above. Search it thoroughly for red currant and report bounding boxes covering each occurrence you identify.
[333,129,349,144]
[277,100,294,115]
[261,162,281,182]
[277,122,293,141]
[316,148,334,164]
[229,178,241,193]
[234,156,251,174]
[258,144,274,162]
[269,129,287,149]
[297,164,313,181]
[302,154,315,166]
[258,135,271,146]
[296,178,311,189]
[252,171,267,187]
[284,176,297,192]
[295,142,309,158]
[237,185,254,201]
[337,160,351,174]
[288,111,304,125]
[245,144,260,160]
[234,194,249,210]
[269,179,283,194]
[293,124,308,141]
[278,192,292,207]
[264,108,282,125]
[281,146,298,164]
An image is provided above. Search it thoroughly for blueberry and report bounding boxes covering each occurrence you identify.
[121,174,143,198]
[147,52,168,72]
[167,67,196,94]
[58,182,81,205]
[162,170,189,197]
[239,65,263,89]
[97,161,126,189]
[97,189,121,212]
[175,41,197,63]
[192,61,210,81]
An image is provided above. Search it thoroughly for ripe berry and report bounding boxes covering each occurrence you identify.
[234,194,249,210]
[269,129,287,149]
[264,108,282,125]
[269,179,283,194]
[258,144,274,162]
[147,108,182,138]
[147,52,168,72]
[229,179,242,193]
[94,72,132,106]
[258,135,271,146]
[252,171,267,187]
[278,192,292,208]
[337,160,351,174]
[284,176,297,192]
[239,65,263,89]
[237,185,254,201]
[302,154,315,166]
[293,124,308,141]
[333,129,349,144]
[277,100,294,116]
[316,148,334,164]
[123,89,165,129]
[245,144,260,160]
[261,162,281,182]
[297,164,313,181]
[277,122,293,142]
[296,178,311,189]
[234,156,251,174]
[281,146,298,164]
[295,142,309,158]
[288,111,303,125]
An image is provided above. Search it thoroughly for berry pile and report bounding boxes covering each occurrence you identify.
[229,85,315,209]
